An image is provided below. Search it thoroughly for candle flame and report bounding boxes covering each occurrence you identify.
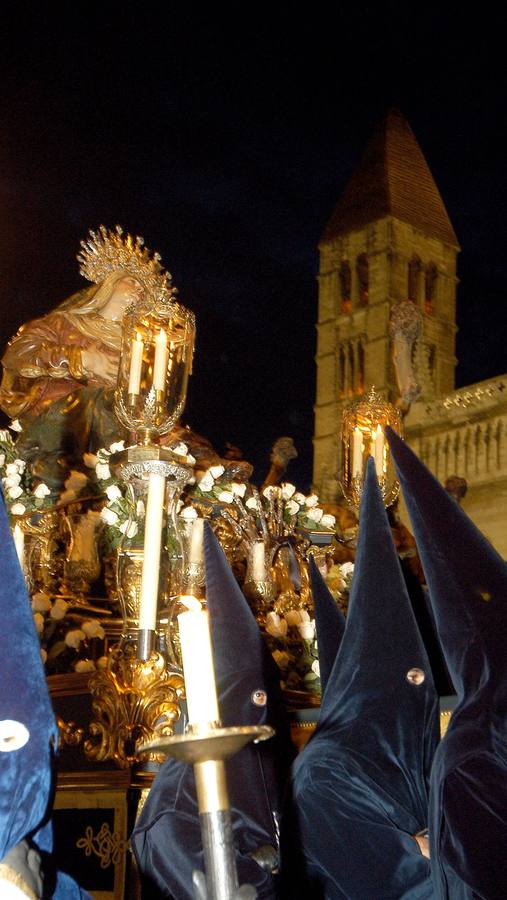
[179,594,203,612]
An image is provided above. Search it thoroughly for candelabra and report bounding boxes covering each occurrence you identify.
[341,387,402,508]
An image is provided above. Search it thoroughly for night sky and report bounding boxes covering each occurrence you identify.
[1,7,506,489]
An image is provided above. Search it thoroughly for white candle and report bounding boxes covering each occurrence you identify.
[139,472,166,631]
[351,427,364,478]
[128,332,144,395]
[373,424,384,478]
[251,541,266,581]
[189,517,204,564]
[177,607,220,727]
[13,523,24,569]
[153,328,168,392]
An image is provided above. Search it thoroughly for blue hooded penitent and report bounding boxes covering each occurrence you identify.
[132,521,295,900]
[386,425,507,899]
[308,555,345,697]
[282,459,439,899]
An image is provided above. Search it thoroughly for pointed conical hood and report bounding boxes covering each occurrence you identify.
[386,425,507,721]
[308,556,345,698]
[0,492,58,858]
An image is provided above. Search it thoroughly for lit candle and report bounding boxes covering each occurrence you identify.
[251,540,266,581]
[351,426,364,478]
[139,472,166,631]
[153,328,168,392]
[189,517,204,565]
[177,604,220,727]
[13,523,24,569]
[128,332,144,395]
[372,424,384,478]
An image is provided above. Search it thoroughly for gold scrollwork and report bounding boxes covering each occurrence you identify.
[56,716,85,748]
[84,645,185,768]
[76,822,127,869]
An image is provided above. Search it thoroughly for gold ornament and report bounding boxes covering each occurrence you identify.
[77,225,175,300]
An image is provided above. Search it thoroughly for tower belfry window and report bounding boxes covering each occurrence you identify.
[408,255,422,303]
[356,254,369,306]
[425,263,438,314]
[339,261,352,314]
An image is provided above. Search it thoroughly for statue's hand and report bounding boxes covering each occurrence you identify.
[81,349,118,385]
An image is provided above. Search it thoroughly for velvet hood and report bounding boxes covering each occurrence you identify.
[308,555,345,698]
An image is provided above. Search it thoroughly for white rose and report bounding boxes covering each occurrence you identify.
[10,502,26,516]
[231,482,247,498]
[119,519,138,538]
[8,485,23,499]
[187,454,196,466]
[218,490,234,504]
[262,485,276,500]
[285,499,300,516]
[95,462,111,480]
[171,442,188,457]
[293,492,306,504]
[50,598,69,620]
[5,463,21,476]
[265,612,288,639]
[4,473,21,488]
[105,484,122,502]
[65,629,86,649]
[311,659,320,677]
[81,620,106,639]
[108,440,125,454]
[210,464,225,479]
[136,500,145,517]
[298,621,316,641]
[272,649,290,670]
[180,506,198,520]
[0,430,10,442]
[40,648,47,664]
[321,514,336,528]
[83,452,98,469]
[199,472,214,492]
[246,496,259,510]
[285,609,310,626]
[33,612,44,634]
[307,507,324,523]
[32,592,52,613]
[100,507,119,526]
[281,482,296,500]
[9,419,22,432]
[341,562,355,578]
[74,659,96,673]
[305,494,319,508]
[33,483,51,499]
[14,459,26,473]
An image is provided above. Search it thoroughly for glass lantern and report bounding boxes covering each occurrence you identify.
[114,292,195,443]
[341,387,402,508]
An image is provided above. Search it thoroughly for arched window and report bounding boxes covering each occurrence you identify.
[357,341,365,393]
[338,346,346,397]
[356,254,369,306]
[425,262,437,314]
[348,343,355,395]
[408,255,422,302]
[339,261,352,314]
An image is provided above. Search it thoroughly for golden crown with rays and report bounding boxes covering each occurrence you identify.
[77,225,176,300]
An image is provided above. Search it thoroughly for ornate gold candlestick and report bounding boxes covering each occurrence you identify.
[341,387,402,508]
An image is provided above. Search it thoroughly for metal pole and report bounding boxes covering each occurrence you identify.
[194,760,239,899]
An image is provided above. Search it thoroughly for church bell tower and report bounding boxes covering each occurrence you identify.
[313,109,460,500]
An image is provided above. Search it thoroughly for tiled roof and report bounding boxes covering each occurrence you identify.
[320,109,458,248]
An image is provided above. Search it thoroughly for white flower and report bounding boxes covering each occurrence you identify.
[40,648,47,664]
[10,502,26,516]
[33,482,51,499]
[4,473,21,488]
[246,496,259,510]
[171,442,188,457]
[8,485,23,499]
[0,430,10,442]
[14,458,26,471]
[231,482,247,498]
[285,499,300,516]
[307,507,324,523]
[119,519,139,538]
[65,629,86,649]
[265,612,288,638]
[272,649,290,670]
[321,514,336,529]
[285,609,310,627]
[136,500,146,517]
[81,620,106,639]
[9,419,22,432]
[210,464,225,479]
[0,453,4,466]
[180,505,198,520]
[50,598,69,620]
[311,659,320,677]
[218,490,234,504]
[199,472,215,492]
[293,492,306,504]
[298,620,316,641]
[281,482,296,500]
[95,462,111,480]
[341,562,355,578]
[187,454,196,466]
[74,659,96,673]
[83,452,98,469]
[97,656,108,670]
[108,440,125,454]
[5,463,21,476]
[105,484,122,502]
[262,485,276,500]
[32,592,52,613]
[100,507,119,526]
[33,612,44,634]
[305,494,319,508]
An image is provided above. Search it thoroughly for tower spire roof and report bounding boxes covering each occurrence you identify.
[321,108,458,247]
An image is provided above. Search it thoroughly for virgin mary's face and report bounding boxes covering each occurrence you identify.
[100,275,144,321]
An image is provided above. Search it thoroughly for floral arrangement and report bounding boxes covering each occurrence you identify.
[0,424,53,518]
[31,589,107,675]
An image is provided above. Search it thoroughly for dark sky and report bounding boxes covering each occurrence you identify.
[0,6,506,488]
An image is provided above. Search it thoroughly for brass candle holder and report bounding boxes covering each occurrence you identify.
[341,387,402,509]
